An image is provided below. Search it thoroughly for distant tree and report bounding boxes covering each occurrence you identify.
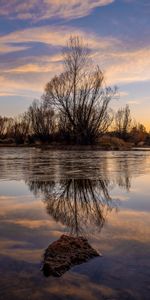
[114,105,132,140]
[43,36,115,144]
[145,131,150,145]
[0,116,14,139]
[10,113,30,144]
[27,100,55,141]
[0,116,6,137]
[130,123,147,145]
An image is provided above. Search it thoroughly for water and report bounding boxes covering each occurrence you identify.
[0,148,150,300]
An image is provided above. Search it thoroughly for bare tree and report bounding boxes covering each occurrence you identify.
[114,105,132,140]
[43,36,115,144]
[27,100,55,141]
[130,123,147,145]
[0,116,6,137]
[0,116,14,139]
[11,113,30,144]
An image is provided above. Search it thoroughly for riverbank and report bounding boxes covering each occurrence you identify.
[0,143,149,151]
[0,137,149,150]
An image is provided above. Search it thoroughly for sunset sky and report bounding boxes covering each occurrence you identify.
[0,0,150,129]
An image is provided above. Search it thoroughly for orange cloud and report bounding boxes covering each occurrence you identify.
[0,0,114,21]
[1,25,150,86]
[94,46,150,84]
[0,45,29,54]
[0,25,118,49]
[0,24,150,128]
[0,25,119,98]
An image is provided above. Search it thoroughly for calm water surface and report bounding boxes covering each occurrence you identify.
[0,148,150,300]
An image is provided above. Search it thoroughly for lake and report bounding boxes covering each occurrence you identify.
[0,148,150,300]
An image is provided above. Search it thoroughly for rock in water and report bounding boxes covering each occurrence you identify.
[42,234,99,277]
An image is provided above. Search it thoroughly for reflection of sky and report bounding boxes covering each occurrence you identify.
[111,174,150,212]
[0,149,150,299]
[0,180,150,299]
[0,0,150,129]
[0,180,31,196]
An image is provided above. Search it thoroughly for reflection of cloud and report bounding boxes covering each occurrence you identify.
[0,243,42,262]
[0,185,150,299]
[102,210,150,245]
[0,193,65,263]
[0,257,124,300]
[0,195,47,226]
[7,219,64,232]
[45,272,116,300]
[0,0,114,21]
[12,249,41,262]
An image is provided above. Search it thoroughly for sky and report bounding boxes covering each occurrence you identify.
[0,0,150,129]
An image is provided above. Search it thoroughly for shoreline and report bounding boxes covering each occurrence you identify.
[0,143,150,151]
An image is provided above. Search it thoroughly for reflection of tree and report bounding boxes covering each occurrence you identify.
[114,154,145,191]
[27,178,118,235]
[0,148,148,192]
[115,158,131,191]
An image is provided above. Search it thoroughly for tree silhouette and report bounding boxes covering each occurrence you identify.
[43,36,115,144]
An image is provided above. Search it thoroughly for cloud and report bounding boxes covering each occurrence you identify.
[0,44,29,54]
[0,25,119,98]
[118,91,129,97]
[0,0,114,21]
[3,60,62,74]
[127,100,140,105]
[0,25,118,49]
[0,24,150,119]
[103,47,150,85]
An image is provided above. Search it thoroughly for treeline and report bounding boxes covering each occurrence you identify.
[0,37,149,146]
[0,101,149,146]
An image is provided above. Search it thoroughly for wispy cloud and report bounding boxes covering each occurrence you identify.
[127,100,140,105]
[104,47,150,85]
[0,44,29,54]
[0,25,118,49]
[0,24,150,112]
[0,25,119,97]
[0,0,114,21]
